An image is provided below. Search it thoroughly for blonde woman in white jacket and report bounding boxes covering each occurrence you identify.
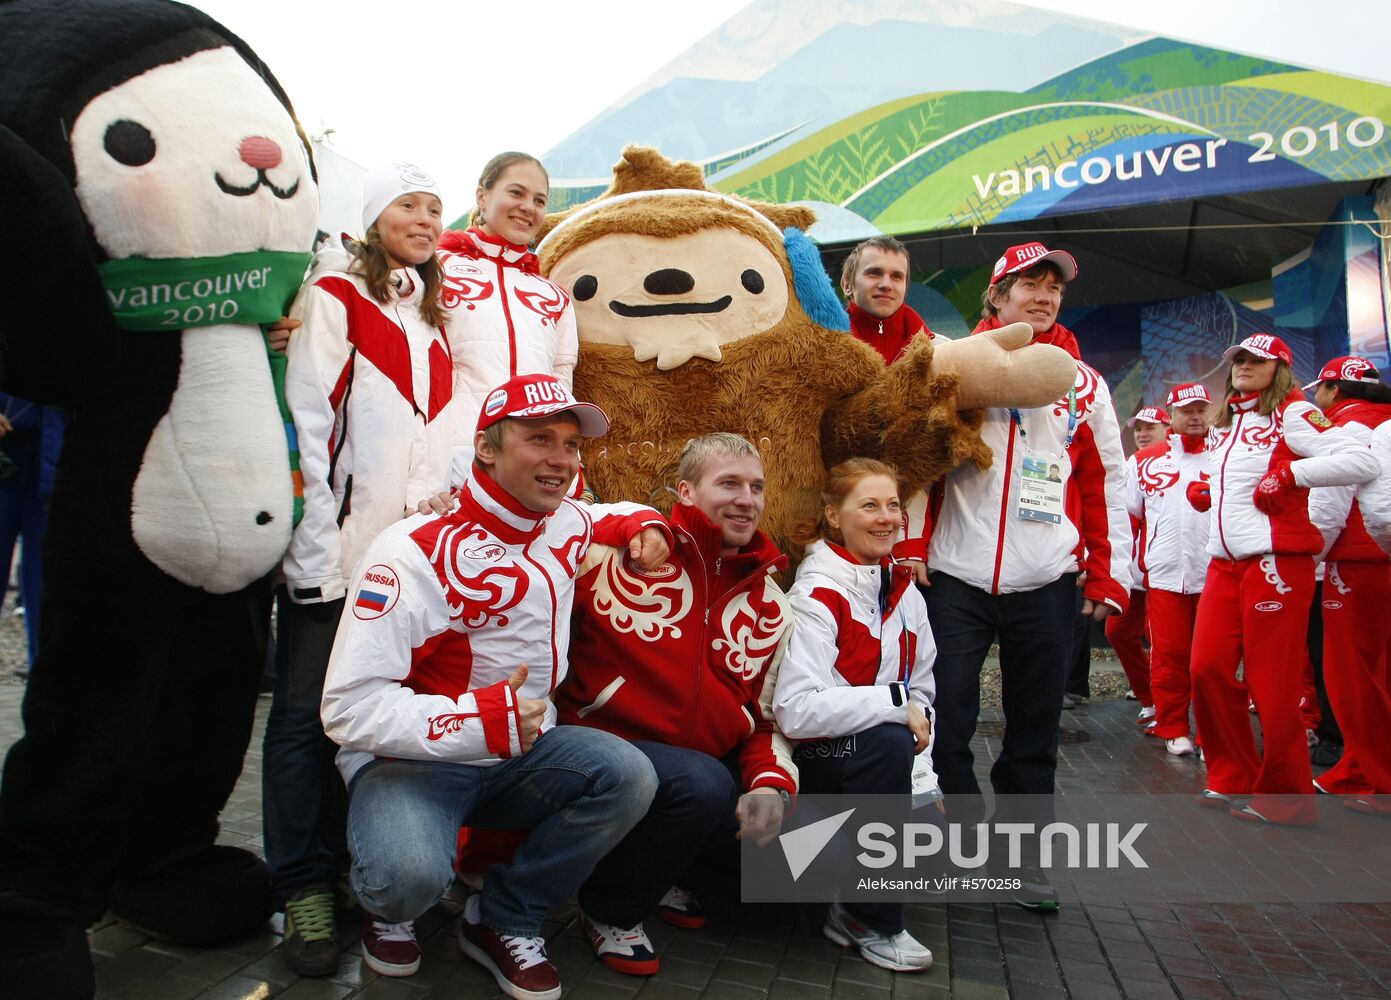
[774,458,937,974]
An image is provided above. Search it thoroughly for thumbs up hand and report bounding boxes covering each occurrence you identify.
[507,664,546,753]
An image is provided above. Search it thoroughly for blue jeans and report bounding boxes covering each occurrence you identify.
[579,741,740,928]
[924,572,1075,802]
[262,596,349,907]
[346,725,657,937]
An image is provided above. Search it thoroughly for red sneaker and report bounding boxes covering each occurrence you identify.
[361,914,420,977]
[457,894,561,1000]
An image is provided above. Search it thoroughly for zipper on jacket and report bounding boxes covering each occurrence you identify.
[990,414,1019,594]
[496,258,519,377]
[1215,413,1240,560]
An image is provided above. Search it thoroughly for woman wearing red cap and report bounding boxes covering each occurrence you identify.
[1306,357,1391,812]
[1187,337,1377,824]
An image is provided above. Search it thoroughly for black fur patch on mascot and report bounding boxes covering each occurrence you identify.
[0,1,318,995]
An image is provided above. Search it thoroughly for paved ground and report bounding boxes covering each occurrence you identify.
[2,608,1389,998]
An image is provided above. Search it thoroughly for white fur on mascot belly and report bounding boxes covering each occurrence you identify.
[70,46,317,593]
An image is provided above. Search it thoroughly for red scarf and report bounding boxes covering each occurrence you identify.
[847,301,931,365]
[973,313,1082,360]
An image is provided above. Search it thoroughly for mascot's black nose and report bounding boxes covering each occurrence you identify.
[643,268,695,296]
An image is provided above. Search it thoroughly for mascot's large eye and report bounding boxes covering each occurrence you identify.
[573,275,598,302]
[104,119,156,166]
[741,269,765,294]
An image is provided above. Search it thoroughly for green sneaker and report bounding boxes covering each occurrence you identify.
[282,885,339,977]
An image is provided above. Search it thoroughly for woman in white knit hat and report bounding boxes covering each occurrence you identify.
[269,162,459,980]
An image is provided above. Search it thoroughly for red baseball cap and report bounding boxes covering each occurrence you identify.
[476,374,609,437]
[990,242,1079,284]
[1302,355,1381,392]
[1127,406,1170,428]
[1166,382,1212,408]
[1220,334,1292,366]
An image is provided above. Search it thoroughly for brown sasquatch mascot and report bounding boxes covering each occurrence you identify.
[536,147,1076,557]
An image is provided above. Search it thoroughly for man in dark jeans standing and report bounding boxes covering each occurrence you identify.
[917,243,1131,909]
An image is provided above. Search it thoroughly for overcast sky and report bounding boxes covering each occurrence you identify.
[191,0,1389,214]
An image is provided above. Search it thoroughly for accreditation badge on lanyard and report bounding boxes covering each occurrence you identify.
[1011,390,1076,525]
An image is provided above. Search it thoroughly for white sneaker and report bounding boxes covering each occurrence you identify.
[823,902,932,972]
[578,910,659,976]
[1165,736,1196,757]
[1135,705,1157,725]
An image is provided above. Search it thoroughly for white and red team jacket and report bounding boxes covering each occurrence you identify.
[901,361,1131,611]
[283,240,458,604]
[1120,455,1144,593]
[774,540,939,794]
[320,466,668,785]
[1205,393,1378,562]
[1128,434,1211,593]
[437,228,578,483]
[1308,398,1391,561]
[556,503,797,796]
[1357,420,1391,555]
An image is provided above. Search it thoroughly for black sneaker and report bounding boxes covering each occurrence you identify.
[282,884,339,977]
[1010,865,1059,912]
[1311,740,1344,768]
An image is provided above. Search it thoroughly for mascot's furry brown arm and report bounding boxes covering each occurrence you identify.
[537,147,1075,557]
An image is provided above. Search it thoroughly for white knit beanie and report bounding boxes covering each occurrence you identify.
[360,162,443,234]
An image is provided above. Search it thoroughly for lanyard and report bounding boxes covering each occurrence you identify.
[1011,388,1077,451]
[879,566,913,693]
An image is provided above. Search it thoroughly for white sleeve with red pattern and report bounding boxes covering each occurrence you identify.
[1071,375,1132,612]
[773,592,909,740]
[553,300,578,390]
[894,488,931,563]
[320,538,522,764]
[282,282,353,604]
[1359,422,1391,554]
[1308,422,1368,557]
[1286,401,1379,488]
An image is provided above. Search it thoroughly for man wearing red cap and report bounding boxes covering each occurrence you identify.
[1105,405,1171,725]
[910,242,1131,908]
[318,374,672,998]
[840,236,933,365]
[1186,336,1377,824]
[1128,384,1213,757]
[1306,356,1391,810]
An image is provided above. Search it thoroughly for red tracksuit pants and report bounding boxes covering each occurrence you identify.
[1314,560,1391,797]
[1105,589,1151,705]
[1191,554,1316,824]
[1146,589,1201,740]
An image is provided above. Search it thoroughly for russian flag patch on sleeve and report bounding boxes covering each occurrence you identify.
[353,564,401,620]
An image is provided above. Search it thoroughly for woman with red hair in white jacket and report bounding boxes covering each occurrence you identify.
[1187,335,1377,825]
[775,458,937,975]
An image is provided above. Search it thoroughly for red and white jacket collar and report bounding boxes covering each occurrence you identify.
[457,466,553,542]
[800,538,911,614]
[440,227,539,273]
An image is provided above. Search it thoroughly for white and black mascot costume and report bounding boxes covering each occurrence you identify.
[0,1,318,995]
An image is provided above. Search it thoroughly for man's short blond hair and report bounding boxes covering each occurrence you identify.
[676,432,761,485]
